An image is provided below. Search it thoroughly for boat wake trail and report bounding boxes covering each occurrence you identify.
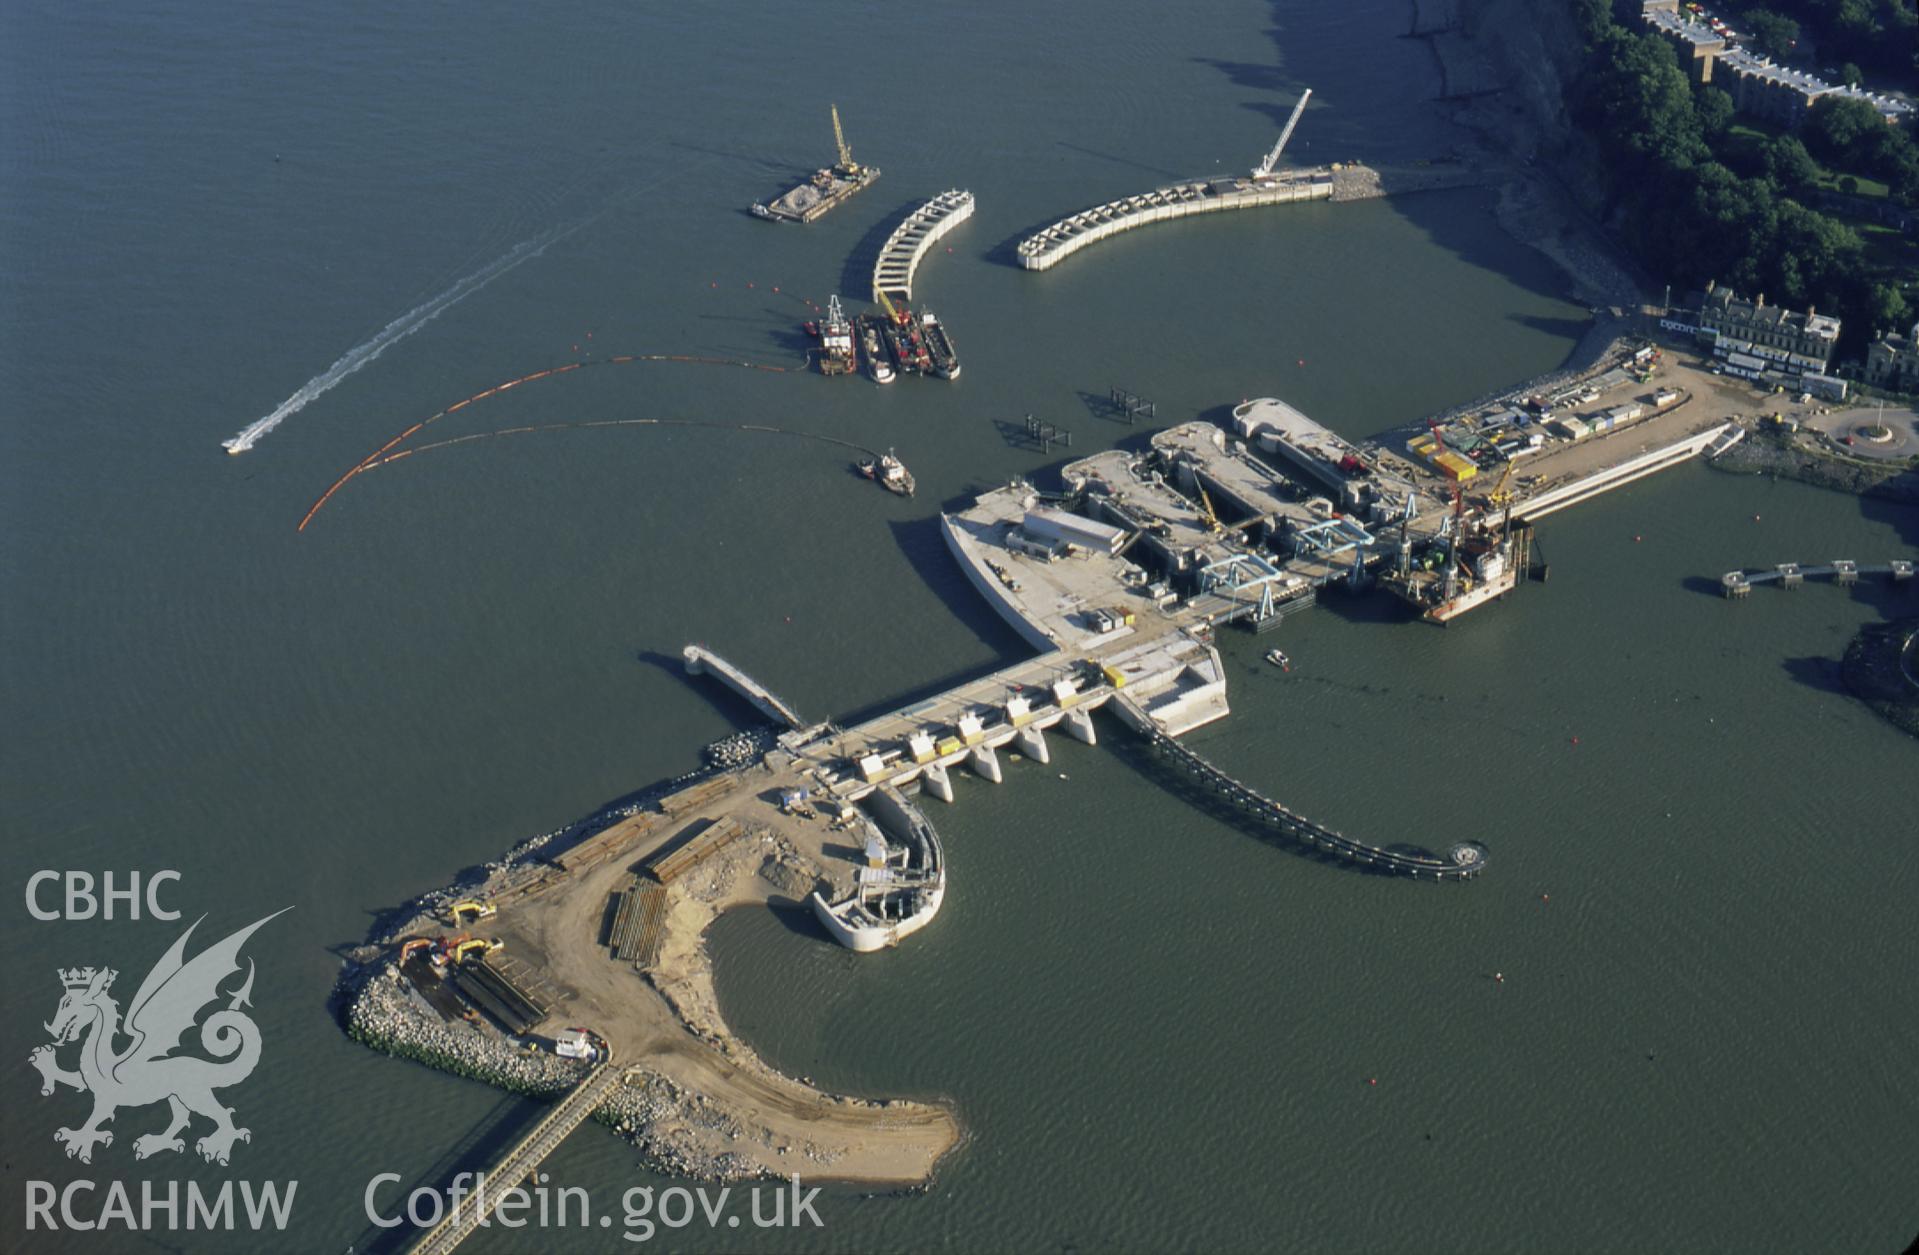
[221,225,570,456]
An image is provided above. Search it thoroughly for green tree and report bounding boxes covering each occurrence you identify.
[1743,9,1802,60]
[1840,61,1866,86]
[1764,134,1824,194]
[1805,95,1886,165]
[1576,30,1709,170]
[1694,84,1736,142]
[1571,0,1614,43]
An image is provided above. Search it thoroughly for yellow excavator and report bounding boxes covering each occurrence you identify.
[446,899,496,926]
[441,934,502,964]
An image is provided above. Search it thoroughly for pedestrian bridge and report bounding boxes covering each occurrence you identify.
[1720,560,1914,598]
[406,1059,620,1255]
[1117,696,1488,880]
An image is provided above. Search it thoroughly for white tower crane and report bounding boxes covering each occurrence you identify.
[1253,88,1312,182]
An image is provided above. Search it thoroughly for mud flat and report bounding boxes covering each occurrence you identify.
[337,775,961,1186]
[1709,428,1919,504]
[1843,618,1919,740]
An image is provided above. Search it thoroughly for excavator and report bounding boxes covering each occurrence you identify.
[446,899,496,926]
[436,933,503,965]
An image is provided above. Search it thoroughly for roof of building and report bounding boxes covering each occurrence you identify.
[1642,6,1725,48]
[1701,287,1840,341]
[1717,47,1913,115]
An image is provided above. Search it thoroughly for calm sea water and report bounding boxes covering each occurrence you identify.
[3,1,1914,1252]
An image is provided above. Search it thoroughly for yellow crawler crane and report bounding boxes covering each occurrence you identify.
[831,103,861,176]
[1485,460,1517,510]
[1196,482,1224,534]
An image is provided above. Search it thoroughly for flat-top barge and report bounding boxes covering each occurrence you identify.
[752,104,881,224]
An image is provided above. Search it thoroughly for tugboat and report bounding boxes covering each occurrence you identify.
[921,308,961,380]
[856,448,915,497]
[1264,647,1291,672]
[810,295,856,376]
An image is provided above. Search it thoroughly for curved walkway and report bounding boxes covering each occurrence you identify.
[1118,696,1487,880]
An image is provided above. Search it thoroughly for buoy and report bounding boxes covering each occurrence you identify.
[783,616,792,624]
[1494,972,1504,983]
[710,282,718,288]
[1570,736,1580,745]
[1368,1078,1378,1087]
[1541,893,1550,902]
[1297,358,1306,367]
[748,282,755,288]
[572,345,579,352]
[772,286,779,293]
[1634,535,1643,543]
[1753,514,1761,522]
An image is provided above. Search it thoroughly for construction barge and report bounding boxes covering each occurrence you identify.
[751,104,880,223]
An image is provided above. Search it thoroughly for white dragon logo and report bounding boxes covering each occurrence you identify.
[28,909,289,1166]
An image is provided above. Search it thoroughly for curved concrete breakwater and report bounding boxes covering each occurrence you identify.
[873,189,974,303]
[1015,170,1335,271]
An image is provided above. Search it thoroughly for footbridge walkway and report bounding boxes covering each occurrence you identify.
[405,1059,620,1255]
[1117,696,1488,880]
[1720,560,1914,598]
[873,189,973,303]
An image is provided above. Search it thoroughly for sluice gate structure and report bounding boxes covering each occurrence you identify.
[873,189,974,303]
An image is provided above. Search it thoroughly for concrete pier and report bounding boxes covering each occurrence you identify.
[682,644,805,728]
[1718,561,1914,597]
[1064,708,1097,745]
